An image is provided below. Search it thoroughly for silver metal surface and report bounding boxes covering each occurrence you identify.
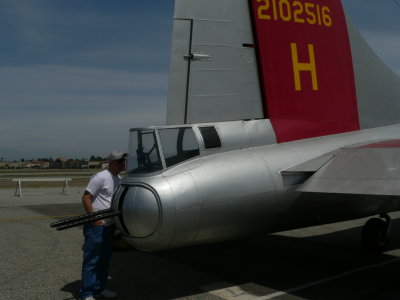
[167,19,192,124]
[282,152,335,173]
[113,122,400,251]
[298,147,400,196]
[113,1,400,251]
[166,0,264,124]
[166,1,400,128]
[130,119,277,159]
[120,185,160,238]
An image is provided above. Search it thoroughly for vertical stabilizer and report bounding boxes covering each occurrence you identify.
[166,0,400,142]
[249,0,360,142]
[166,0,264,124]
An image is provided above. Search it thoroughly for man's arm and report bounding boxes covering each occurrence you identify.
[82,190,94,213]
[82,190,102,226]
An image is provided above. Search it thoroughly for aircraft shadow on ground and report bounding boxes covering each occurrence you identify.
[23,203,400,299]
[105,219,400,300]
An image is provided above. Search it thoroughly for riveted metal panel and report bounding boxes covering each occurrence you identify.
[244,119,277,147]
[193,119,276,156]
[165,172,199,209]
[173,206,201,246]
[213,121,250,151]
[188,150,277,242]
[121,186,160,238]
[118,124,400,250]
[298,147,400,196]
[167,19,192,125]
[167,0,264,124]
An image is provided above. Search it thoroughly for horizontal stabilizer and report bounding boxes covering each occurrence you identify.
[281,152,335,187]
[297,141,400,196]
[282,152,335,174]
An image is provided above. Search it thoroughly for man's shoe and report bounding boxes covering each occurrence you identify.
[97,289,117,298]
[81,297,95,300]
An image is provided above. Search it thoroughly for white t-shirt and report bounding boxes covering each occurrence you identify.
[85,169,121,225]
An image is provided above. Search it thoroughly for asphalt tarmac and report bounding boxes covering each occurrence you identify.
[1,187,400,300]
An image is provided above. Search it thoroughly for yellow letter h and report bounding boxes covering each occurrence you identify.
[291,43,318,91]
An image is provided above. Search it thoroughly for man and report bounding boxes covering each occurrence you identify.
[79,150,127,300]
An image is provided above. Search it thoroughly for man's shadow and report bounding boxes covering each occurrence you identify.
[61,280,81,300]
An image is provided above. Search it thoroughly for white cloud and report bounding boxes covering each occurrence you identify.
[0,65,168,160]
[0,65,166,93]
[0,2,174,160]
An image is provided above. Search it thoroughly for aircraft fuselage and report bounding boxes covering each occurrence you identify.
[112,120,400,251]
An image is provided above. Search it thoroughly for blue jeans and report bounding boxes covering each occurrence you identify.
[79,223,115,299]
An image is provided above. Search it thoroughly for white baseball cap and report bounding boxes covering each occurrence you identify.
[107,150,127,162]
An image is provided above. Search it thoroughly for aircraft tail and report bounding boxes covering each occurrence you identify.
[166,0,264,124]
[166,0,400,142]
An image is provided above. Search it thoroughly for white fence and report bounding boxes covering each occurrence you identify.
[13,178,72,197]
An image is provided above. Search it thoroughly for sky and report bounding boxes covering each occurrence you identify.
[0,0,399,161]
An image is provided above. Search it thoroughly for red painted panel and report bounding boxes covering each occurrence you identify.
[249,0,360,142]
[362,140,400,148]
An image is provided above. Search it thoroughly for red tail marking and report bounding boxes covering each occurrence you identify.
[250,0,360,142]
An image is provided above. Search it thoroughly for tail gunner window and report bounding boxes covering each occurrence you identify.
[159,128,199,167]
[199,126,221,149]
[127,130,162,174]
[127,127,200,175]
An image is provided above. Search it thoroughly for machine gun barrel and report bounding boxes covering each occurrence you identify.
[50,208,113,227]
[50,208,121,231]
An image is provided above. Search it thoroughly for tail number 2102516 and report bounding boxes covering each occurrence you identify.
[257,0,332,27]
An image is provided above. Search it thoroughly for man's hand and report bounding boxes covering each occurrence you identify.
[91,220,103,226]
[82,191,103,226]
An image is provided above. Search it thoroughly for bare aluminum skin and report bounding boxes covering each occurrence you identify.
[113,0,400,251]
[167,0,263,124]
[166,0,400,128]
[112,121,400,251]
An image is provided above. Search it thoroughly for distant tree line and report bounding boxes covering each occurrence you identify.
[16,156,105,163]
[0,155,107,167]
